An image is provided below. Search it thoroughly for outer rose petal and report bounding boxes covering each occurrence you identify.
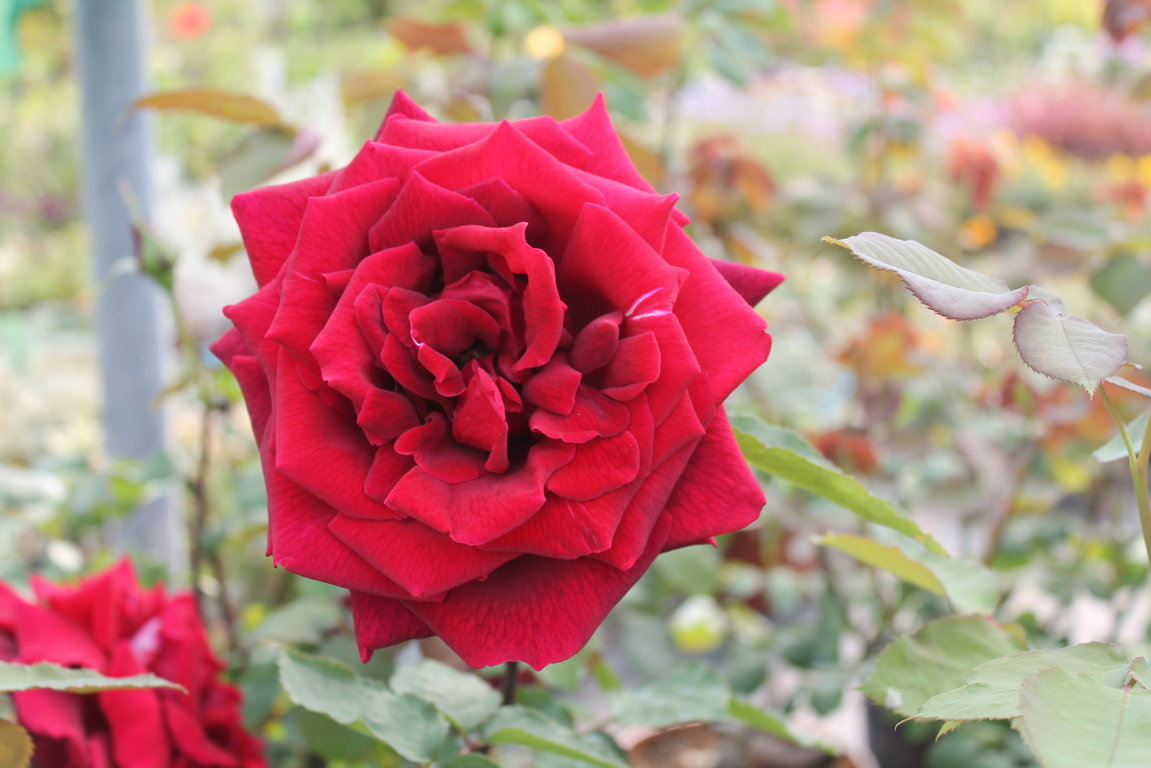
[349,591,433,662]
[13,690,87,763]
[662,408,766,549]
[561,94,656,193]
[709,258,785,307]
[231,171,337,287]
[404,515,672,670]
[100,644,169,768]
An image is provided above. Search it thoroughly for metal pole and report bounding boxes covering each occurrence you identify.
[72,0,178,563]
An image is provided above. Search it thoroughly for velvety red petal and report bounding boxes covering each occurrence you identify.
[546,431,641,500]
[381,113,592,167]
[623,312,701,425]
[557,203,685,324]
[571,169,679,252]
[394,412,487,484]
[709,258,784,307]
[433,223,565,373]
[329,517,518,599]
[13,690,86,760]
[329,141,434,193]
[267,178,401,357]
[413,121,605,253]
[15,601,104,668]
[599,331,661,401]
[561,94,655,192]
[386,441,575,545]
[274,349,399,520]
[569,311,622,373]
[662,408,766,549]
[529,385,630,443]
[222,277,283,376]
[458,178,548,242]
[453,368,510,473]
[368,171,495,253]
[406,514,672,669]
[164,695,240,767]
[478,487,634,559]
[231,171,337,287]
[221,354,273,446]
[662,226,773,401]
[410,298,502,356]
[358,389,421,446]
[349,590,433,662]
[100,644,169,768]
[521,352,581,415]
[363,447,416,508]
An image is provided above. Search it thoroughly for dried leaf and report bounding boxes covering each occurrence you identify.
[131,88,288,128]
[563,15,684,79]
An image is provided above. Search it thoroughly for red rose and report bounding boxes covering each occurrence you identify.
[0,561,265,768]
[212,92,781,669]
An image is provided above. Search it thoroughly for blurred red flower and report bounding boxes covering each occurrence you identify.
[169,2,211,40]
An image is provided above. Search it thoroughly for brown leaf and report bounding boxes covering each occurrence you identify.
[620,132,667,189]
[541,53,601,120]
[1104,0,1151,41]
[340,70,405,106]
[386,16,471,55]
[131,89,288,128]
[0,719,33,768]
[563,15,684,79]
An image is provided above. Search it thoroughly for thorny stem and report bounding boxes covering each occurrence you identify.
[501,661,520,706]
[1100,388,1151,570]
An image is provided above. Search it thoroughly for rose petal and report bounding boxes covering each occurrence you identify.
[561,94,655,192]
[405,514,672,669]
[413,121,605,252]
[459,177,548,242]
[381,113,592,167]
[358,389,421,446]
[13,690,86,761]
[521,353,582,415]
[569,311,622,373]
[163,695,240,766]
[363,447,417,508]
[709,258,784,307]
[557,203,685,324]
[100,644,169,768]
[661,226,773,400]
[374,90,438,139]
[571,168,679,252]
[330,517,518,599]
[329,140,434,193]
[386,440,575,544]
[267,178,401,357]
[599,331,661,401]
[395,412,487,484]
[368,171,495,252]
[453,368,510,473]
[546,431,641,500]
[231,171,337,287]
[410,299,502,356]
[478,487,635,559]
[15,601,105,668]
[529,385,630,443]
[349,591,433,662]
[662,408,766,549]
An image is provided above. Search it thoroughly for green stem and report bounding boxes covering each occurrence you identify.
[501,661,520,706]
[1100,389,1151,569]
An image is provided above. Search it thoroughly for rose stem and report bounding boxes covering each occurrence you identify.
[501,661,520,706]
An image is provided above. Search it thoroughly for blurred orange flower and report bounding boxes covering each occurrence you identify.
[947,137,1000,210]
[169,2,211,40]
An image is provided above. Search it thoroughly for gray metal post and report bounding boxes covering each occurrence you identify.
[72,0,179,564]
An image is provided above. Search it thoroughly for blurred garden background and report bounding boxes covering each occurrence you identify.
[4,1,1151,766]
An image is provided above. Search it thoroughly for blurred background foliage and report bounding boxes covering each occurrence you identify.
[3,0,1151,766]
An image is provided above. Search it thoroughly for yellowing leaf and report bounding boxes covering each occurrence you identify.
[131,89,288,128]
[0,720,32,768]
[563,15,684,79]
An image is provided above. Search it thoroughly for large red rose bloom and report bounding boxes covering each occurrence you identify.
[0,560,265,768]
[212,92,782,669]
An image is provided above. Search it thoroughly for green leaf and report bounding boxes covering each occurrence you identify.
[359,687,451,764]
[0,661,183,694]
[278,650,450,763]
[733,419,946,555]
[1090,254,1151,316]
[0,719,32,768]
[1012,300,1128,393]
[611,662,730,728]
[1094,412,1150,463]
[442,756,503,768]
[916,643,1130,722]
[861,617,1023,717]
[295,709,383,763]
[485,706,627,768]
[819,534,998,614]
[390,659,501,732]
[250,599,342,645]
[824,233,1029,320]
[219,127,320,198]
[278,649,366,726]
[729,698,835,753]
[1020,667,1151,768]
[131,88,288,127]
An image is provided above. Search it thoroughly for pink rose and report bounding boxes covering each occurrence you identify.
[0,560,265,768]
[212,92,781,669]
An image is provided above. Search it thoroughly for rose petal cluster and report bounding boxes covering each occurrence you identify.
[0,560,265,768]
[212,92,782,669]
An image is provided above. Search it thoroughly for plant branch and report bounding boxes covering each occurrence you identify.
[1100,388,1151,570]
